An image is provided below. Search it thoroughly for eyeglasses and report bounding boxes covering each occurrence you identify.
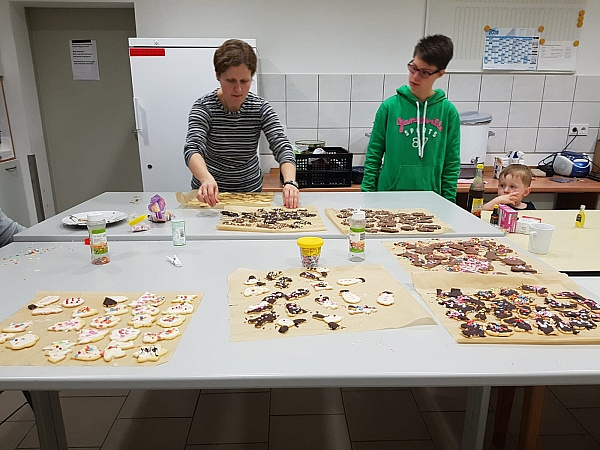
[407,60,440,79]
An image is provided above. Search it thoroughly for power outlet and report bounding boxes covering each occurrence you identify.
[569,123,588,136]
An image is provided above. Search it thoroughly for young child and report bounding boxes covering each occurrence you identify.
[361,34,460,202]
[483,164,536,211]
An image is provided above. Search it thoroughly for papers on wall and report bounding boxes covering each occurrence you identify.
[483,28,539,71]
[537,41,577,72]
[70,39,100,81]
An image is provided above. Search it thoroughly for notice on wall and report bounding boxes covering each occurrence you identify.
[483,28,539,71]
[70,39,100,80]
[537,41,577,72]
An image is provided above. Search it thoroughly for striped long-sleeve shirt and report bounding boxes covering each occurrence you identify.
[183,90,296,192]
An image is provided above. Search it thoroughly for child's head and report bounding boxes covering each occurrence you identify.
[413,34,454,71]
[498,164,533,202]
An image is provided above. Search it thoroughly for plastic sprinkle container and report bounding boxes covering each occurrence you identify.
[296,237,324,268]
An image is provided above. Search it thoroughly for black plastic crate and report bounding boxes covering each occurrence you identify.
[294,147,353,188]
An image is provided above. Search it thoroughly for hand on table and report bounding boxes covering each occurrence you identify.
[197,177,219,207]
[282,184,299,209]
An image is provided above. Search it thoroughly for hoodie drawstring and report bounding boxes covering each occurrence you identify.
[415,100,428,159]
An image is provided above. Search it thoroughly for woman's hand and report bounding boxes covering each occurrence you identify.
[197,176,219,206]
[282,184,299,209]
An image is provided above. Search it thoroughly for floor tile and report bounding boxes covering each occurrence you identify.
[352,440,436,450]
[570,408,600,443]
[0,420,35,450]
[187,392,269,445]
[59,389,129,397]
[536,434,600,450]
[342,389,429,441]
[270,388,343,415]
[118,390,199,418]
[102,417,191,450]
[0,391,32,422]
[19,396,125,448]
[269,415,351,450]
[411,387,468,412]
[550,385,600,409]
[186,445,267,450]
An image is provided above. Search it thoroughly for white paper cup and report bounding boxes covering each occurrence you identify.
[528,223,555,255]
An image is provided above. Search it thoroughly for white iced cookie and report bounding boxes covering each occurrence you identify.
[314,295,338,310]
[89,315,121,329]
[31,306,63,316]
[244,301,272,315]
[129,292,165,308]
[244,275,260,285]
[35,295,60,307]
[43,340,75,363]
[243,286,270,297]
[142,327,180,344]
[62,297,84,308]
[157,314,185,328]
[172,294,197,303]
[72,306,99,318]
[0,332,16,343]
[6,333,39,350]
[277,318,295,327]
[128,314,155,328]
[337,277,365,286]
[133,344,168,363]
[376,291,395,306]
[162,302,194,315]
[2,321,33,333]
[105,295,128,304]
[348,304,378,315]
[132,305,160,316]
[323,314,343,324]
[104,305,129,316]
[311,281,333,291]
[72,344,103,361]
[48,318,85,332]
[77,328,109,344]
[339,289,361,304]
[110,326,141,342]
[103,340,134,362]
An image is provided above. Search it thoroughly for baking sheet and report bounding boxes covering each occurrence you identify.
[176,190,274,208]
[217,205,327,233]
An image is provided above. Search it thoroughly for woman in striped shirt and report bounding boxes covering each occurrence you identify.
[184,39,299,208]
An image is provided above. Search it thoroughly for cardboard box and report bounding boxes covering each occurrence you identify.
[515,215,542,234]
[498,204,518,233]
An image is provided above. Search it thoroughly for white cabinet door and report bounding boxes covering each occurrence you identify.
[0,159,30,226]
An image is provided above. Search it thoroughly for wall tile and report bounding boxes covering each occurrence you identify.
[479,102,509,127]
[318,102,350,128]
[565,128,599,153]
[286,128,317,145]
[286,74,318,101]
[451,101,479,114]
[351,74,384,101]
[574,76,600,102]
[349,128,372,154]
[269,101,286,126]
[508,102,541,128]
[539,102,572,128]
[384,74,405,99]
[536,128,568,153]
[505,128,538,153]
[435,75,449,96]
[286,102,318,128]
[571,102,600,128]
[259,74,286,102]
[317,128,350,149]
[512,75,544,101]
[486,128,507,153]
[350,102,380,128]
[319,74,351,102]
[480,75,513,102]
[447,74,481,102]
[543,75,576,101]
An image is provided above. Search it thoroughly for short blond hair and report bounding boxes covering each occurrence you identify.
[499,164,533,187]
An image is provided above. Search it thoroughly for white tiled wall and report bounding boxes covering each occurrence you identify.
[258,73,600,171]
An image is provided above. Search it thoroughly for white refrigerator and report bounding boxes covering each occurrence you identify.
[128,38,258,192]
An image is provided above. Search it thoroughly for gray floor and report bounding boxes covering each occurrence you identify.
[1,386,600,450]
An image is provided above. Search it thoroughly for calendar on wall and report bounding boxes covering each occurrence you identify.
[483,28,539,71]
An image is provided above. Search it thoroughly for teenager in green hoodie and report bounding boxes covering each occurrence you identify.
[361,34,460,202]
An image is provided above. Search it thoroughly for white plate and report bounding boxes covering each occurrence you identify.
[62,211,128,226]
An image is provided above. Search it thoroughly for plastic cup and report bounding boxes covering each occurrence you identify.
[528,223,555,255]
[296,237,324,268]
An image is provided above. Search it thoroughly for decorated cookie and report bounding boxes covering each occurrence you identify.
[535,319,558,335]
[172,294,198,303]
[460,321,486,338]
[77,328,109,344]
[35,295,60,307]
[243,286,270,297]
[157,314,185,328]
[129,292,165,308]
[162,302,194,315]
[43,340,75,363]
[314,295,338,310]
[265,270,283,280]
[131,305,160,316]
[133,344,168,363]
[348,304,378,315]
[104,304,129,315]
[2,321,33,333]
[248,312,277,328]
[62,297,85,308]
[244,275,260,285]
[312,313,342,330]
[72,344,103,361]
[0,332,16,343]
[48,318,85,332]
[72,306,99,318]
[110,326,141,342]
[285,302,307,317]
[300,271,322,281]
[311,281,333,291]
[288,288,310,299]
[89,315,121,329]
[31,306,63,316]
[339,289,361,304]
[6,333,39,350]
[128,314,155,328]
[274,277,293,289]
[245,301,273,315]
[376,291,395,306]
[485,322,514,337]
[103,340,134,362]
[337,277,365,286]
[142,327,181,344]
[105,295,128,304]
[276,317,306,334]
[503,317,533,333]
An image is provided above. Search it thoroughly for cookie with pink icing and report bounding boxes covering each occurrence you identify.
[109,326,141,342]
[72,305,98,318]
[131,305,160,316]
[157,314,185,328]
[77,327,109,344]
[43,340,75,363]
[142,327,180,344]
[104,304,129,315]
[62,297,84,308]
[72,344,103,361]
[0,332,17,343]
[6,333,39,350]
[162,302,194,315]
[128,314,155,328]
[47,318,85,332]
[89,315,121,329]
[172,294,197,303]
[103,340,134,362]
[31,306,63,316]
[129,292,165,308]
[2,321,33,333]
[133,344,168,363]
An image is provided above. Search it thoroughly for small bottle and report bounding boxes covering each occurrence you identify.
[87,212,110,265]
[467,163,485,218]
[172,219,186,246]
[348,208,366,262]
[575,205,586,228]
[490,204,499,226]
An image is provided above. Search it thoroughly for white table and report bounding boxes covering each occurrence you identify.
[2,239,600,450]
[13,191,504,242]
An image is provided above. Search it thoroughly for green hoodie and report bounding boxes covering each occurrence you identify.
[361,85,461,202]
